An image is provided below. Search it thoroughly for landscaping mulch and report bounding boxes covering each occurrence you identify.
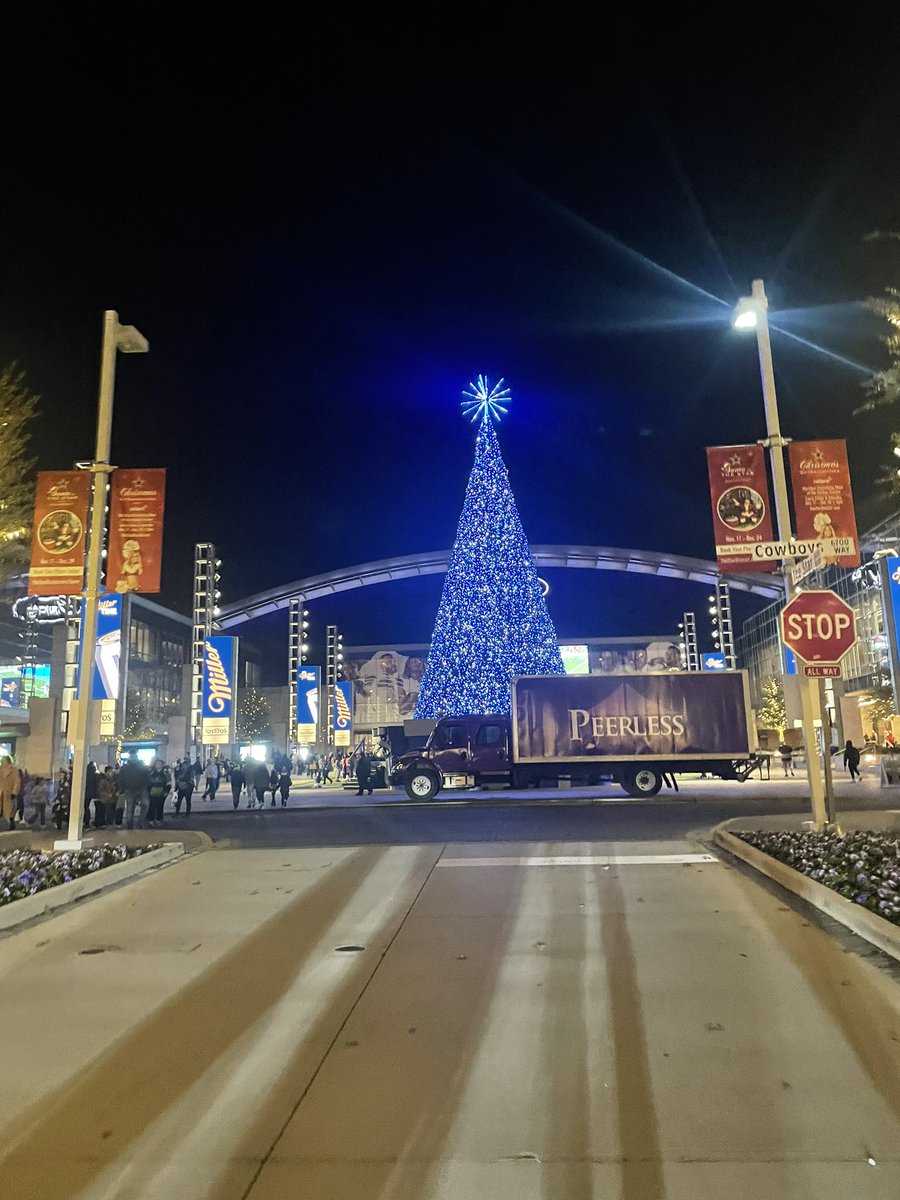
[737,829,900,926]
[0,845,160,907]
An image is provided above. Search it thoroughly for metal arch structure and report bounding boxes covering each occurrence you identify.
[216,545,783,629]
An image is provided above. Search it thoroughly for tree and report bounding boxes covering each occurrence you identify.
[416,379,564,718]
[236,687,273,741]
[757,675,786,733]
[0,364,39,582]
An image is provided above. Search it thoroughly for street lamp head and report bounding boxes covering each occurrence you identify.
[732,297,759,330]
[115,323,149,354]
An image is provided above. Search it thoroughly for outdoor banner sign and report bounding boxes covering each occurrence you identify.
[28,471,91,594]
[879,557,900,707]
[91,593,123,701]
[201,636,238,744]
[788,440,860,568]
[11,595,68,624]
[108,469,166,593]
[296,665,320,743]
[512,673,751,763]
[706,445,775,572]
[0,677,21,708]
[333,680,353,747]
[701,652,727,671]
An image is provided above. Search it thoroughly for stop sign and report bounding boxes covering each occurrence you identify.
[780,589,857,664]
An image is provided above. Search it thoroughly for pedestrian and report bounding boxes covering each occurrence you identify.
[355,750,373,796]
[52,769,72,831]
[843,739,861,781]
[28,775,50,829]
[15,766,28,824]
[173,757,195,818]
[252,760,270,808]
[0,755,20,830]
[117,756,151,829]
[777,741,794,778]
[268,765,279,806]
[192,757,203,786]
[95,766,116,828]
[279,762,291,806]
[201,757,219,800]
[147,758,171,826]
[230,760,244,809]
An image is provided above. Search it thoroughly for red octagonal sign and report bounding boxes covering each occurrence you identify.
[780,589,857,665]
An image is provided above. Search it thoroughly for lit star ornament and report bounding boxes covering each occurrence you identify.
[461,374,511,424]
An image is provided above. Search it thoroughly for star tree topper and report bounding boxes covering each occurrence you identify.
[461,374,511,424]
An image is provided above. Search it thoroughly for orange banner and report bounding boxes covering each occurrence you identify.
[788,440,860,569]
[706,445,775,572]
[28,471,91,594]
[108,469,166,593]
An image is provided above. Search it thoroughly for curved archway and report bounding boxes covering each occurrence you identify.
[216,545,782,629]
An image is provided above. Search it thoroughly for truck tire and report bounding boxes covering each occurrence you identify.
[622,766,663,798]
[405,769,440,801]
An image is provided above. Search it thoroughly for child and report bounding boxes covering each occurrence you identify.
[29,776,50,829]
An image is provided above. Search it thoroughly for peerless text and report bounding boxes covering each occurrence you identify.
[568,709,685,739]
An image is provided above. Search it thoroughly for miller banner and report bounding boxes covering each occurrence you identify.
[28,471,92,594]
[333,680,353,747]
[202,636,238,745]
[108,469,166,593]
[296,665,320,744]
[706,446,775,572]
[82,592,123,701]
[788,440,860,568]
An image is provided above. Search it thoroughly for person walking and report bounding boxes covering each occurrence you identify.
[146,759,171,826]
[278,762,291,806]
[28,776,51,829]
[192,756,203,787]
[0,755,19,830]
[268,765,280,806]
[355,750,373,796]
[201,758,219,800]
[95,767,116,828]
[843,739,861,781]
[252,760,270,809]
[230,760,244,810]
[777,741,794,778]
[118,757,151,829]
[173,758,195,818]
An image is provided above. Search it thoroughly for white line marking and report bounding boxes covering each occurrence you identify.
[437,853,718,867]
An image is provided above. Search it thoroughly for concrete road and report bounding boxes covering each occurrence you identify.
[3,823,899,1198]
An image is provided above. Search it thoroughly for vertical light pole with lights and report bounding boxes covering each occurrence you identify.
[288,599,310,745]
[59,312,149,849]
[190,543,220,757]
[733,280,830,827]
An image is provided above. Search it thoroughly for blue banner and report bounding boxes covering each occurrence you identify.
[701,652,727,672]
[0,677,21,707]
[334,680,353,733]
[202,636,237,722]
[77,592,123,700]
[296,665,320,741]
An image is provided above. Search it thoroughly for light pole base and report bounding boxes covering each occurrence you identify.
[53,838,94,852]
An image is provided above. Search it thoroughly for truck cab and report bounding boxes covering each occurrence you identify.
[391,715,512,800]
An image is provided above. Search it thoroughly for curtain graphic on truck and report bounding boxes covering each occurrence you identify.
[513,674,751,762]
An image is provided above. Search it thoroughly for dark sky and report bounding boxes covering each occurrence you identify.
[3,13,900,660]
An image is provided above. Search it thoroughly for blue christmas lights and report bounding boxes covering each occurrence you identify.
[460,374,511,424]
[416,401,564,718]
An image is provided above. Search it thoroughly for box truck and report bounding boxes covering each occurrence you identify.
[390,671,757,800]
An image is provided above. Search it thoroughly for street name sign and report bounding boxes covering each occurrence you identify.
[780,589,857,667]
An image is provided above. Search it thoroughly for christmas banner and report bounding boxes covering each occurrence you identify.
[706,445,775,572]
[296,665,319,744]
[108,469,166,593]
[788,440,860,568]
[28,471,91,594]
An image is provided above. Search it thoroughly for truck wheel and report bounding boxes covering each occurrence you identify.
[405,770,439,801]
[623,767,663,798]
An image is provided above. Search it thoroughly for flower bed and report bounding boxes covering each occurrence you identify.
[737,829,900,926]
[0,845,159,907]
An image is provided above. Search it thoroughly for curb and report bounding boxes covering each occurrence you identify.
[713,824,900,964]
[0,842,186,934]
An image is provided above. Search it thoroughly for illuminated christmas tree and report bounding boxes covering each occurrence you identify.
[416,377,564,717]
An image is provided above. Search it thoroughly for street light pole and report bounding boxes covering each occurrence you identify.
[58,311,148,849]
[734,280,830,829]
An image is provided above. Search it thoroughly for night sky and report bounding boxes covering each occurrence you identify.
[3,14,900,667]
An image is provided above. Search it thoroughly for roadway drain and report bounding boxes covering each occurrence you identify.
[79,945,122,956]
[334,945,365,953]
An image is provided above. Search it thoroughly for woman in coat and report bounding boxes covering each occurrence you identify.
[0,756,19,829]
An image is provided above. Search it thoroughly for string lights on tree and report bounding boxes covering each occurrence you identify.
[415,376,564,718]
